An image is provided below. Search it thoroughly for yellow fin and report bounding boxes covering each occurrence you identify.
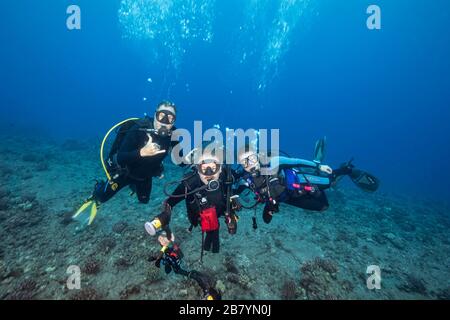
[73,200,92,218]
[88,202,98,225]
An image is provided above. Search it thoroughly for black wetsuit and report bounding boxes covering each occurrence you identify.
[159,172,230,254]
[94,117,178,204]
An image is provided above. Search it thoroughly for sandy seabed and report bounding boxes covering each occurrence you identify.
[0,134,449,300]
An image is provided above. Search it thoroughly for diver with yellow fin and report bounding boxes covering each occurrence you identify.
[74,101,180,225]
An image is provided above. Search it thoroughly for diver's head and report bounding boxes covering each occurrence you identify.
[196,143,223,185]
[238,145,260,174]
[154,101,176,134]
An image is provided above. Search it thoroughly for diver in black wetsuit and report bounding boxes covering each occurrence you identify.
[74,101,180,225]
[235,140,379,224]
[144,144,240,258]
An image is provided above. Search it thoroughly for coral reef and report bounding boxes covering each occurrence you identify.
[112,221,128,234]
[5,279,38,300]
[0,198,9,211]
[82,258,101,275]
[146,265,163,283]
[224,256,239,274]
[398,274,427,295]
[299,258,341,300]
[59,211,74,226]
[70,287,103,300]
[0,135,449,300]
[436,288,450,300]
[0,165,13,177]
[120,284,141,300]
[114,256,134,270]
[97,237,116,254]
[0,188,11,212]
[280,280,298,300]
[3,196,44,231]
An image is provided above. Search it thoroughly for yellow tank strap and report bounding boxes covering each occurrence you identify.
[100,118,140,181]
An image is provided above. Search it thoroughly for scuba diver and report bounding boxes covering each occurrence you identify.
[74,101,179,225]
[235,137,380,224]
[149,232,221,300]
[144,142,241,260]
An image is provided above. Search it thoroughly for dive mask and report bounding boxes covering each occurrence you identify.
[198,159,222,176]
[241,153,260,173]
[155,110,176,125]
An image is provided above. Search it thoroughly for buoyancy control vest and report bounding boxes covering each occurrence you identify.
[183,174,226,230]
[245,172,287,203]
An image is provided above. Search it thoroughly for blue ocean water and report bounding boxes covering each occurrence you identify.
[0,0,449,301]
[1,0,449,200]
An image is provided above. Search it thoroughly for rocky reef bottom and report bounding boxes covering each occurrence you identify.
[0,134,449,300]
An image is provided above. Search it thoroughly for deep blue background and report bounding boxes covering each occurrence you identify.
[1,0,449,200]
